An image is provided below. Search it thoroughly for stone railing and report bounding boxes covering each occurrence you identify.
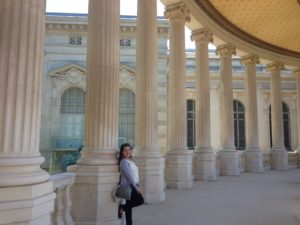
[288,152,298,169]
[263,152,271,170]
[238,151,245,173]
[50,173,76,225]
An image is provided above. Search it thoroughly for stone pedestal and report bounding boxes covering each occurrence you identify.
[134,0,165,203]
[164,3,194,189]
[241,55,264,173]
[267,62,288,171]
[165,150,194,189]
[216,44,240,176]
[0,1,55,224]
[191,28,216,181]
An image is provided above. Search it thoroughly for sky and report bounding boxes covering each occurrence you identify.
[45,0,209,49]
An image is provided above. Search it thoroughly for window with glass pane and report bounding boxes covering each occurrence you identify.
[187,99,195,149]
[60,87,85,139]
[269,102,291,150]
[233,100,245,150]
[119,89,135,147]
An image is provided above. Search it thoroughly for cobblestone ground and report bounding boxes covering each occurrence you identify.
[132,169,300,225]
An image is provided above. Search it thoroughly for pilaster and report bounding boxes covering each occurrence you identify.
[0,1,55,224]
[133,0,165,203]
[215,44,240,176]
[267,62,288,171]
[165,3,193,189]
[241,55,263,173]
[191,28,216,181]
[67,0,121,224]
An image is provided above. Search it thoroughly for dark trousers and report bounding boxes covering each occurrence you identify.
[124,186,144,225]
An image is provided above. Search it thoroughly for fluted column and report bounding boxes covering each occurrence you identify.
[0,1,55,224]
[67,0,120,224]
[164,3,193,189]
[191,28,216,181]
[293,69,300,168]
[241,55,263,173]
[216,44,240,176]
[267,62,288,170]
[133,0,165,203]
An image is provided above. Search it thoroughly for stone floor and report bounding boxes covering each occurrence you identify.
[132,169,300,225]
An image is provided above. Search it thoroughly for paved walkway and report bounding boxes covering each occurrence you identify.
[133,170,300,225]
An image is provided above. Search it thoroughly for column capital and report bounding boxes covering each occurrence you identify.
[164,3,190,22]
[191,28,213,43]
[216,43,236,57]
[240,54,260,66]
[292,68,300,76]
[266,62,285,72]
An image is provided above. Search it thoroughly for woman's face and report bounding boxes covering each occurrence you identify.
[122,146,131,159]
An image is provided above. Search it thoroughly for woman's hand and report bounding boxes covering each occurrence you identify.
[136,186,142,194]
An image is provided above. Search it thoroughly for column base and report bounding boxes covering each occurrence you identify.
[165,149,194,189]
[245,149,264,173]
[271,148,288,171]
[218,149,240,176]
[67,164,120,225]
[0,181,55,225]
[133,150,165,203]
[193,149,217,181]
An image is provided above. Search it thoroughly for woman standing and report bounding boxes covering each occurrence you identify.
[118,143,144,225]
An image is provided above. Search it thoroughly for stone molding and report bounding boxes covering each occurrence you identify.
[164,3,190,22]
[240,54,260,66]
[50,64,86,86]
[216,43,236,57]
[191,27,213,43]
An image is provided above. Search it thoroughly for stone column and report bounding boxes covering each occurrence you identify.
[191,28,216,181]
[293,68,300,168]
[0,1,55,224]
[67,0,121,224]
[293,68,300,155]
[164,3,194,189]
[267,62,288,170]
[133,0,165,203]
[216,44,240,176]
[241,55,264,173]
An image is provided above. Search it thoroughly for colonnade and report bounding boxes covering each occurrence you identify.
[0,0,298,225]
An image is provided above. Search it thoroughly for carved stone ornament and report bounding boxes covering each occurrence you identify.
[240,54,260,66]
[216,43,236,57]
[119,64,135,85]
[191,28,213,43]
[266,62,285,72]
[164,3,190,22]
[50,64,86,85]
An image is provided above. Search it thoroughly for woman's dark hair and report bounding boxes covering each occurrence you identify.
[118,143,132,165]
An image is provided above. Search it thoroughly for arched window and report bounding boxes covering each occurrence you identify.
[233,100,245,150]
[187,99,195,149]
[269,102,291,150]
[119,89,135,147]
[60,87,85,138]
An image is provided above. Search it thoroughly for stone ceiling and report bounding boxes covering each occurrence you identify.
[202,0,300,55]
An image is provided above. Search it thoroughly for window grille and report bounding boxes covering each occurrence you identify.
[119,89,135,146]
[60,87,85,138]
[120,39,131,47]
[187,99,195,149]
[233,100,245,150]
[69,36,82,45]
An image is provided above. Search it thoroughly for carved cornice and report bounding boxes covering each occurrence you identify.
[191,28,213,43]
[240,55,260,66]
[266,62,285,72]
[164,3,190,22]
[50,64,86,85]
[216,43,236,57]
